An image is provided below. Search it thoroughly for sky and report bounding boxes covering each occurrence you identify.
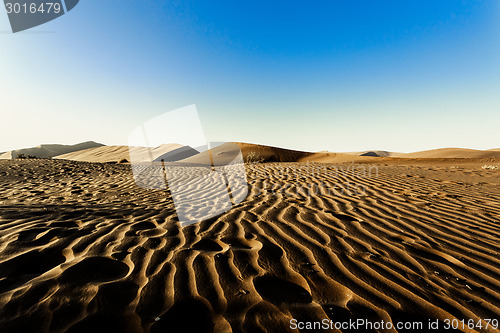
[1,0,499,153]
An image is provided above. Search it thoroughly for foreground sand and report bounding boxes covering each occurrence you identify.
[0,159,499,332]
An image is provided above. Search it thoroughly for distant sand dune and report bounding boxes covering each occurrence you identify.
[44,141,500,164]
[341,150,397,157]
[235,143,383,164]
[400,148,500,159]
[54,142,377,164]
[340,148,500,159]
[55,143,189,163]
[55,145,132,162]
[235,142,313,162]
[0,141,103,159]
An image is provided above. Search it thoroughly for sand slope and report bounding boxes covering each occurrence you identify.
[0,141,103,159]
[0,158,498,332]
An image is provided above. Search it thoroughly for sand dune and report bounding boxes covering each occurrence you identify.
[228,144,500,161]
[49,142,500,165]
[339,148,500,159]
[235,142,314,162]
[55,144,193,163]
[400,148,500,159]
[153,145,199,162]
[175,142,370,166]
[0,141,103,159]
[55,145,132,163]
[54,142,381,165]
[341,151,398,157]
[0,156,498,332]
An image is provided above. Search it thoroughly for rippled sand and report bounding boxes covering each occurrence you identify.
[0,159,499,332]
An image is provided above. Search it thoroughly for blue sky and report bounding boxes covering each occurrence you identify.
[1,1,499,152]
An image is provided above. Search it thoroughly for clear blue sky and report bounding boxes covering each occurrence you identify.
[1,1,499,152]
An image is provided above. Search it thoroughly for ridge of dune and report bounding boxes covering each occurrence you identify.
[0,141,104,159]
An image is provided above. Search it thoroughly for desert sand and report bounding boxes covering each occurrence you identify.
[0,143,499,332]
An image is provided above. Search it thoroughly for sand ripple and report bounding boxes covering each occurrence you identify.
[0,160,499,332]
